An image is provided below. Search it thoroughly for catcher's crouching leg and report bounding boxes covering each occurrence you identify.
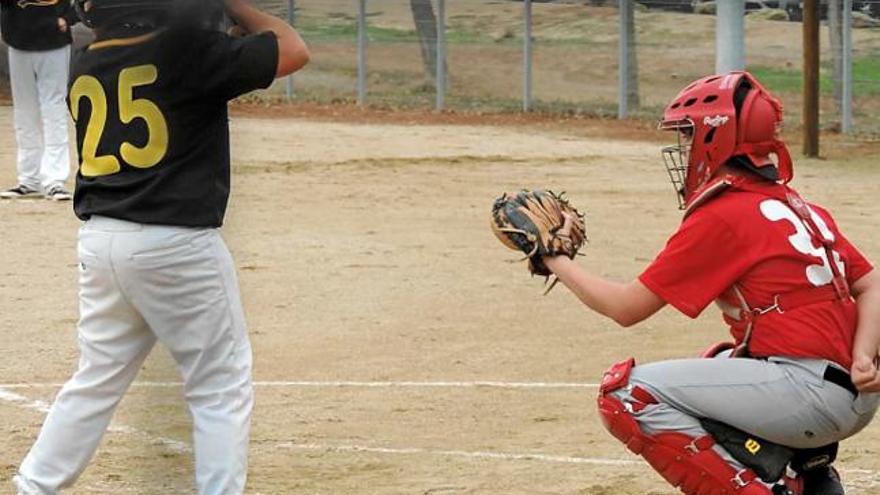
[597,358,772,495]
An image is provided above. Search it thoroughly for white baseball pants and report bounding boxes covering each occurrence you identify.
[15,216,253,495]
[8,45,72,191]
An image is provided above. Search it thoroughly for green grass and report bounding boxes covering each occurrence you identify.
[296,18,492,44]
[297,22,417,42]
[262,82,663,120]
[747,66,832,93]
[853,56,880,94]
[750,53,880,96]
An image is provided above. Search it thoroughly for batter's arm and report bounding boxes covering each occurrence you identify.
[226,0,310,77]
[543,256,666,328]
[850,269,880,392]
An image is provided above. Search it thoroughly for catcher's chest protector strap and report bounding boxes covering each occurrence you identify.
[724,180,851,302]
[598,359,772,495]
[703,179,852,352]
[683,177,733,219]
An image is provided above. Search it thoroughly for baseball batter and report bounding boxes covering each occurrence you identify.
[13,1,309,494]
[534,73,879,494]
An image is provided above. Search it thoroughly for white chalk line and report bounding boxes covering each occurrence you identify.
[0,388,51,414]
[4,384,878,486]
[0,380,600,390]
[277,442,640,466]
[0,387,190,454]
[0,383,640,470]
[0,385,637,469]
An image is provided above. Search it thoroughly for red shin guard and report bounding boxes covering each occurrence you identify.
[598,358,773,495]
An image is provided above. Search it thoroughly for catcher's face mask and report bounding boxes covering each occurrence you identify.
[659,118,694,210]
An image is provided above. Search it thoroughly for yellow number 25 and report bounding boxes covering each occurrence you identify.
[70,65,169,178]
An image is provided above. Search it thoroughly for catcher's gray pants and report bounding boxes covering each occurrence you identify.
[14,216,253,495]
[8,45,72,191]
[612,356,879,478]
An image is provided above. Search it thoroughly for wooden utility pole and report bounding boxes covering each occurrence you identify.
[803,0,820,157]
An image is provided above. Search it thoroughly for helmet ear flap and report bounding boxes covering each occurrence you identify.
[739,92,778,148]
[735,86,759,144]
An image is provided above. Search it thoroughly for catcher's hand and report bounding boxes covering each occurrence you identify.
[490,189,586,285]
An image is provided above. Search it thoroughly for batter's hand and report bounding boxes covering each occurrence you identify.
[228,25,249,37]
[850,354,880,393]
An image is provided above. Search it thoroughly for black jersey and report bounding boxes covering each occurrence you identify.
[0,0,77,51]
[69,27,278,227]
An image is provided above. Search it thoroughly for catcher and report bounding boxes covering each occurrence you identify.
[492,72,879,495]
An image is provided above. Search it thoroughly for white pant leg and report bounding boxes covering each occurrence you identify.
[8,48,42,190]
[111,224,253,495]
[32,46,71,189]
[15,224,156,494]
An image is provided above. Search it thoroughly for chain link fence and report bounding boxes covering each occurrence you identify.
[0,1,877,134]
[253,0,880,135]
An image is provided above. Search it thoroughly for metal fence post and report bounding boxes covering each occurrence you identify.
[523,0,533,112]
[715,0,745,73]
[841,0,853,133]
[286,0,295,101]
[357,0,368,106]
[618,0,629,119]
[435,0,446,111]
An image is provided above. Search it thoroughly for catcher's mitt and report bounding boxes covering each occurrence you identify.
[490,189,586,288]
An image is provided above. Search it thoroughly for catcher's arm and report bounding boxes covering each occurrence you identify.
[226,0,310,77]
[544,256,664,327]
[543,213,665,327]
[850,269,880,393]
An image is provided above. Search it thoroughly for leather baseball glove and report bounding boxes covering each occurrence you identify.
[491,189,586,286]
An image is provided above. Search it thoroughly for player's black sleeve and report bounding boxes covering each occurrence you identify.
[185,30,280,101]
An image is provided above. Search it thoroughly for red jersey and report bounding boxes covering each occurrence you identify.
[639,178,873,369]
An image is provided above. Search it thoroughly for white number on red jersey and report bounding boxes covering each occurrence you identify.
[759,199,845,287]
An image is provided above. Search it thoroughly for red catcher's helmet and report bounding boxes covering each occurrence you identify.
[660,71,793,209]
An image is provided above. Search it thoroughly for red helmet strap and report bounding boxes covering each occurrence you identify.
[773,141,793,184]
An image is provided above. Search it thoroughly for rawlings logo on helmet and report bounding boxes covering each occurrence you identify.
[702,115,730,128]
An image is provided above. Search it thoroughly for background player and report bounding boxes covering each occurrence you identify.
[13,0,309,493]
[0,0,78,200]
[543,72,880,494]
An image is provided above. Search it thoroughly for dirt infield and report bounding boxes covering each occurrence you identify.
[1,103,879,494]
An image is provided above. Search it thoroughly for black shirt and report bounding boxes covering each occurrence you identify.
[69,28,279,227]
[0,0,77,51]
